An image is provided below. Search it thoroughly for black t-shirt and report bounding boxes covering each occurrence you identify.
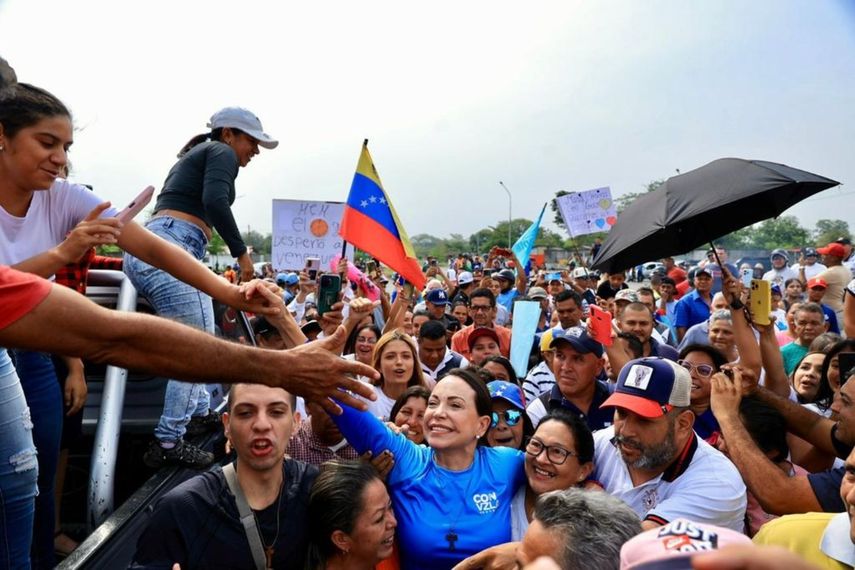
[808,466,845,513]
[596,280,628,300]
[131,459,318,569]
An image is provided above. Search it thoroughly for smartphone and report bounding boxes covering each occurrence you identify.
[317,274,341,315]
[588,305,613,347]
[305,257,320,283]
[116,185,154,224]
[839,353,855,386]
[740,268,753,288]
[749,279,771,325]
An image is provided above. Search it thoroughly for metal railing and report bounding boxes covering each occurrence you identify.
[85,270,137,529]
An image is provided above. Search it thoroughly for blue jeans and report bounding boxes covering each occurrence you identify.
[0,348,38,569]
[124,216,212,443]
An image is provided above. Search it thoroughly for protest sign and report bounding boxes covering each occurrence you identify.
[272,199,354,270]
[510,300,541,379]
[555,187,617,237]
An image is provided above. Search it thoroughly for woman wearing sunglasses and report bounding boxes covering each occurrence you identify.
[485,381,534,450]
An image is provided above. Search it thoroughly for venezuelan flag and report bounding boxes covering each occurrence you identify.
[339,141,426,290]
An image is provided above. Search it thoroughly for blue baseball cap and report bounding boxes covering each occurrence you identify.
[550,326,604,358]
[601,357,691,418]
[426,288,450,306]
[546,272,562,283]
[276,272,299,286]
[488,381,526,410]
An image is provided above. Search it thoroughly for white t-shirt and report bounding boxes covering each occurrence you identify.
[510,484,529,541]
[0,178,118,270]
[763,267,798,288]
[364,385,397,421]
[593,427,747,532]
[791,262,827,281]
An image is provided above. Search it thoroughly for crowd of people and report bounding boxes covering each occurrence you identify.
[2,55,855,569]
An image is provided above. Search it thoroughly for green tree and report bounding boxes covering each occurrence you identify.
[813,219,851,246]
[615,179,665,215]
[750,216,810,250]
[241,230,271,256]
[715,227,755,250]
[411,233,443,259]
[207,230,227,256]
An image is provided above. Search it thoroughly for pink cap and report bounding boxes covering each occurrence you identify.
[620,519,752,569]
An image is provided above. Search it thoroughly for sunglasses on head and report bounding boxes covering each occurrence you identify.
[490,409,522,429]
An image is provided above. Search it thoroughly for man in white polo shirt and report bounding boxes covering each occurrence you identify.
[593,357,747,531]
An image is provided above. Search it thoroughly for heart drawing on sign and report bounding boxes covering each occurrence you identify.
[595,218,606,229]
[606,216,617,225]
[599,199,612,210]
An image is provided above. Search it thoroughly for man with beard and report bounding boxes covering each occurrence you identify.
[593,357,746,531]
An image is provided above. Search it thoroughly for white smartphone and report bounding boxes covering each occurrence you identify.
[305,257,321,283]
[116,186,155,224]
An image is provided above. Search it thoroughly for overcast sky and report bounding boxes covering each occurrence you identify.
[2,0,853,242]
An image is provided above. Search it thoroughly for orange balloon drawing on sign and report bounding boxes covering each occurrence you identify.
[310,218,329,237]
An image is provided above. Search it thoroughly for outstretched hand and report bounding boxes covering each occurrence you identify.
[277,325,378,415]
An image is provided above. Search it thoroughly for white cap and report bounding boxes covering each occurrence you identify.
[208,107,278,149]
[458,271,474,285]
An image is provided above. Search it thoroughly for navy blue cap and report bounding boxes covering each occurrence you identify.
[426,288,450,306]
[550,326,604,357]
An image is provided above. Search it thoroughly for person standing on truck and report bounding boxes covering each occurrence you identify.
[123,107,279,471]
[0,73,279,567]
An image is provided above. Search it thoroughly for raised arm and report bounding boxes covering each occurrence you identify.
[721,269,761,379]
[118,221,277,316]
[753,318,791,398]
[710,369,822,515]
[0,278,378,415]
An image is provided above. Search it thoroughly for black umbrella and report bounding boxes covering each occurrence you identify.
[590,158,840,273]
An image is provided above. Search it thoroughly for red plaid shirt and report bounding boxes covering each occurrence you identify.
[54,248,124,294]
[287,419,359,466]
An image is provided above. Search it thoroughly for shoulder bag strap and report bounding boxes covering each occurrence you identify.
[223,462,267,570]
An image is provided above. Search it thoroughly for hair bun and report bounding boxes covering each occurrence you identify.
[0,56,17,91]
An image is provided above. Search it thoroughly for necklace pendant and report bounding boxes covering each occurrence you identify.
[446,530,458,551]
[265,545,274,569]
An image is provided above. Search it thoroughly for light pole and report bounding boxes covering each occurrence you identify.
[498,181,512,248]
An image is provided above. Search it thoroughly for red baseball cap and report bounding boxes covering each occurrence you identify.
[817,243,846,258]
[807,277,827,290]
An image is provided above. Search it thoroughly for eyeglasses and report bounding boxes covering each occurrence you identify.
[356,337,378,344]
[470,305,493,312]
[677,360,714,378]
[490,409,522,429]
[525,437,576,465]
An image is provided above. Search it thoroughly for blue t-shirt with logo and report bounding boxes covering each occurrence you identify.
[331,403,525,570]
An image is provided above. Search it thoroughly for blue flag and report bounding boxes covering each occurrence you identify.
[512,203,546,277]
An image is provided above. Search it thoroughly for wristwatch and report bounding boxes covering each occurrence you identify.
[729,298,744,310]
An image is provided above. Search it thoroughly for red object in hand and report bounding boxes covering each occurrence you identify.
[589,305,613,347]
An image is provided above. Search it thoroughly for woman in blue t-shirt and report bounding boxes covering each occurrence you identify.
[331,367,525,570]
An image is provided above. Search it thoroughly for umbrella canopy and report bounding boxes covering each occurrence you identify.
[590,158,839,273]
